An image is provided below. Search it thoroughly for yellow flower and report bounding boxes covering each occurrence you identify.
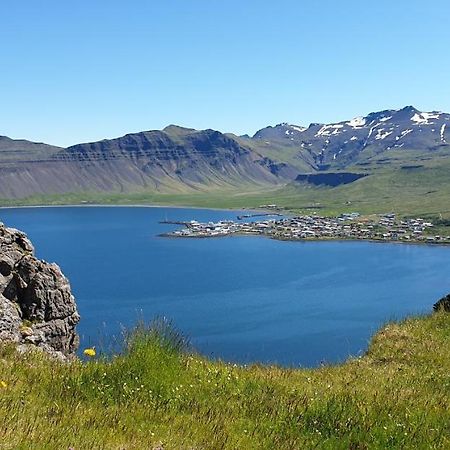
[0,381,7,388]
[83,347,96,357]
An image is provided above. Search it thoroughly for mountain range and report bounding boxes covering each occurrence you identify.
[0,106,449,200]
[252,105,449,170]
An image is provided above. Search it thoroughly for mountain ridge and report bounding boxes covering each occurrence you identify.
[0,105,449,200]
[0,126,296,198]
[252,105,449,171]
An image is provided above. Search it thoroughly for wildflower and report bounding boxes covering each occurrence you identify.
[83,347,96,357]
[0,381,7,388]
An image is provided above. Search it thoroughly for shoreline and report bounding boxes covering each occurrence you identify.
[161,231,450,248]
[0,203,264,213]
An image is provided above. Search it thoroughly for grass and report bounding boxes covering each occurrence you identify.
[1,312,450,449]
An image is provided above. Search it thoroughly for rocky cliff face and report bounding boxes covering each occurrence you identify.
[0,223,79,358]
[0,127,296,199]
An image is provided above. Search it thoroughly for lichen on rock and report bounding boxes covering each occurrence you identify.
[0,222,79,359]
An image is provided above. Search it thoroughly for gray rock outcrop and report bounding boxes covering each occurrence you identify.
[0,222,79,358]
[433,293,450,312]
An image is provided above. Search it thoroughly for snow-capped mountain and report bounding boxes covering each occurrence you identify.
[253,106,450,169]
[1,106,449,199]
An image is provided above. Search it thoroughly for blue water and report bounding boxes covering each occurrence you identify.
[1,206,449,367]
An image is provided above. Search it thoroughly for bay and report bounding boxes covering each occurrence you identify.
[1,206,449,367]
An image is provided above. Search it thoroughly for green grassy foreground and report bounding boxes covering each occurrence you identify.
[1,312,450,449]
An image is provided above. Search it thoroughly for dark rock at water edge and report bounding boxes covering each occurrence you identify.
[433,293,450,312]
[0,222,79,359]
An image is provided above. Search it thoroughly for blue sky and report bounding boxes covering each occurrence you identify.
[2,1,450,147]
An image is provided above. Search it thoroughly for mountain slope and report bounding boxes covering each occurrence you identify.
[0,136,61,162]
[0,106,449,202]
[253,106,450,171]
[0,127,297,199]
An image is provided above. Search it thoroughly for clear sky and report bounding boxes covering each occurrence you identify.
[2,0,450,147]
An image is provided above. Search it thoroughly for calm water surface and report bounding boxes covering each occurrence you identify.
[1,206,449,367]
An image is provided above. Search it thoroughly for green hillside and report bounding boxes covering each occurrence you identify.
[1,310,449,449]
[3,151,449,224]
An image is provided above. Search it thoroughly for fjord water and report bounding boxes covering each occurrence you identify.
[1,206,449,367]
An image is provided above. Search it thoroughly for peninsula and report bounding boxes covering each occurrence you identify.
[162,212,450,245]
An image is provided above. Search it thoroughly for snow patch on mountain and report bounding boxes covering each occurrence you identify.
[411,113,428,125]
[400,129,413,139]
[422,112,440,120]
[411,112,441,125]
[290,125,307,133]
[366,124,380,141]
[441,124,447,143]
[316,124,344,137]
[375,129,393,140]
[347,117,366,128]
